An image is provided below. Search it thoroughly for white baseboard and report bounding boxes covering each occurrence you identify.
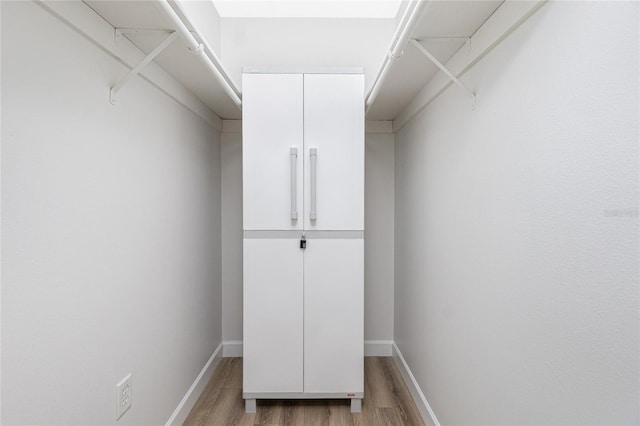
[392,342,441,426]
[223,340,392,358]
[166,342,223,426]
[364,340,393,356]
[223,340,243,357]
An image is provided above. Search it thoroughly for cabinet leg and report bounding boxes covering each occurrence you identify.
[350,398,362,413]
[245,398,257,413]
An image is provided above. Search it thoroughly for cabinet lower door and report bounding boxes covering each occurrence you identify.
[304,238,364,393]
[243,238,303,393]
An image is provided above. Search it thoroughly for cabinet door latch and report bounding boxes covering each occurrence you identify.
[300,236,307,249]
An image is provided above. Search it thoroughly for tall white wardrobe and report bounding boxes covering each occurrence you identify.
[242,69,365,412]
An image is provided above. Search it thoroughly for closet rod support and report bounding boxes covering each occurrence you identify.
[110,31,178,105]
[409,39,476,106]
[365,0,430,114]
[156,0,242,108]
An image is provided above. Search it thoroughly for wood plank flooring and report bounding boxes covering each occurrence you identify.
[184,357,424,426]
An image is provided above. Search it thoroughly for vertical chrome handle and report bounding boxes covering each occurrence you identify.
[290,147,298,220]
[310,147,317,220]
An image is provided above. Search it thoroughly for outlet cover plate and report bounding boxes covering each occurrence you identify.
[116,373,132,420]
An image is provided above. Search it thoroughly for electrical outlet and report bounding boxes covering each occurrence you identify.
[116,373,132,420]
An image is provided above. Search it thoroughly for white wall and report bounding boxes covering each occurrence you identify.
[1,2,222,424]
[220,18,395,92]
[364,130,395,342]
[394,1,639,424]
[221,123,243,347]
[221,123,395,348]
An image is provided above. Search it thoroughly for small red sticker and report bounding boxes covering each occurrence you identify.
[347,393,355,397]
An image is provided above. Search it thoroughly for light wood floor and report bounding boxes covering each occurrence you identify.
[184,357,424,426]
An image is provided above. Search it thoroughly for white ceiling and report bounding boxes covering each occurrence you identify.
[84,0,504,121]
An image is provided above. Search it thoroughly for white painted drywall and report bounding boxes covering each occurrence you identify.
[221,123,395,345]
[1,2,222,424]
[220,18,395,93]
[364,131,395,341]
[394,1,639,424]
[221,126,244,345]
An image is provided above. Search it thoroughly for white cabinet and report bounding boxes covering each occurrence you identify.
[242,72,364,231]
[242,69,364,413]
[243,237,363,394]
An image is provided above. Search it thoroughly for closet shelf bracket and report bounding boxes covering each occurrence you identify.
[409,39,476,108]
[114,28,174,43]
[109,30,178,105]
[415,36,471,54]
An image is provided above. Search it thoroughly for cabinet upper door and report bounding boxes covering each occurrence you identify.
[243,73,303,231]
[304,74,364,231]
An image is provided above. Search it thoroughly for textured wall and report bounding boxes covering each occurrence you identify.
[364,132,395,341]
[394,1,639,424]
[221,129,244,344]
[1,2,222,424]
[220,17,395,94]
